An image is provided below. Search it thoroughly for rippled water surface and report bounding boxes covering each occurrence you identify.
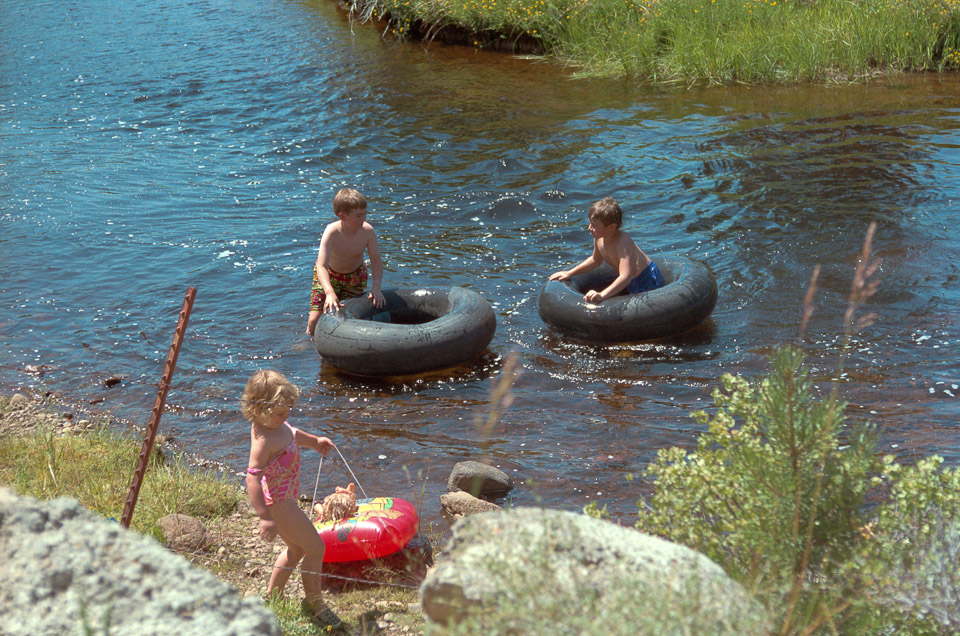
[2,0,959,532]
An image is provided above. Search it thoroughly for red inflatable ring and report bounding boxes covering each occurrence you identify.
[313,497,419,563]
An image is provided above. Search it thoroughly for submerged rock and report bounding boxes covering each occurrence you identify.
[440,491,502,520]
[446,461,512,497]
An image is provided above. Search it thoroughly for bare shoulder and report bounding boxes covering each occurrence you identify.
[248,424,290,466]
[617,231,643,255]
[323,220,343,237]
[248,427,271,467]
[361,221,378,241]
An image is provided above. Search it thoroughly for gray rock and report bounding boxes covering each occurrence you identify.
[446,461,512,497]
[0,488,280,636]
[420,507,769,636]
[8,393,29,410]
[440,491,502,519]
[157,513,208,552]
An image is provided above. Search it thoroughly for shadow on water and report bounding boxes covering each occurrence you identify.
[314,351,502,396]
[537,318,719,362]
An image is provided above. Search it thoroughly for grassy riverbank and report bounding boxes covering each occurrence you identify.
[352,0,960,82]
[0,393,424,636]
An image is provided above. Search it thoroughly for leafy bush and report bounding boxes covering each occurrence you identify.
[863,456,960,633]
[635,346,960,635]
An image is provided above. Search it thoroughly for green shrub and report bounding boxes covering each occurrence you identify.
[862,456,960,632]
[635,346,960,635]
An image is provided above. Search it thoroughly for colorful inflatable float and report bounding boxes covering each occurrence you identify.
[313,496,419,563]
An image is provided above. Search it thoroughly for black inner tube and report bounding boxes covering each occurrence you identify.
[568,262,679,296]
[350,291,452,325]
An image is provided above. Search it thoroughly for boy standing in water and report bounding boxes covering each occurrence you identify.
[306,188,386,336]
[549,197,665,302]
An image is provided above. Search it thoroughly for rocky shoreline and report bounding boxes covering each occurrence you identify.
[0,388,428,635]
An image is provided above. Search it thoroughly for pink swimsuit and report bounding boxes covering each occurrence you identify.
[247,423,302,506]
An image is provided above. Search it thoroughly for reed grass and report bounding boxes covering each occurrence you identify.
[0,418,240,541]
[353,0,960,82]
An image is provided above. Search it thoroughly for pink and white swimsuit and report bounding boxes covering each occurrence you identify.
[247,422,302,506]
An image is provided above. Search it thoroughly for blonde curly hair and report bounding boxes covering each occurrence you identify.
[240,369,300,424]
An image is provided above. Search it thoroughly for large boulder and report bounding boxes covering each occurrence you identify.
[420,507,769,636]
[446,461,512,497]
[0,489,280,636]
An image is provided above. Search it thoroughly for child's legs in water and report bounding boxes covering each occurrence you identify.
[267,500,327,605]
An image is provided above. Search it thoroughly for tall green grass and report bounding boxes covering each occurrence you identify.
[0,417,240,542]
[353,0,960,82]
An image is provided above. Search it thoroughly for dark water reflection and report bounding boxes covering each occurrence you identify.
[1,0,959,535]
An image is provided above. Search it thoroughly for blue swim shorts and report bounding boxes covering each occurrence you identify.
[625,260,666,294]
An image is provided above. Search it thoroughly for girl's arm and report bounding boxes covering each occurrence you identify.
[292,427,334,456]
[245,468,277,541]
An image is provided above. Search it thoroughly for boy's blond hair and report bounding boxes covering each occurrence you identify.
[333,188,367,216]
[588,197,623,229]
[241,369,300,423]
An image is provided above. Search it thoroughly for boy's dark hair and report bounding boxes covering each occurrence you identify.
[333,188,367,216]
[588,197,622,228]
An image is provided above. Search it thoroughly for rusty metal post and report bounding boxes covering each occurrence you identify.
[120,287,197,529]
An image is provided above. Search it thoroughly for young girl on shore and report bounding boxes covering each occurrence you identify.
[242,369,343,630]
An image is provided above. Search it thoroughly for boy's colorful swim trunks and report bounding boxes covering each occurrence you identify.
[310,263,368,311]
[625,260,666,294]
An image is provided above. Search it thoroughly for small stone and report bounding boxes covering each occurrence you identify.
[9,393,29,410]
[441,491,502,518]
[62,412,73,421]
[156,514,208,551]
[217,546,227,557]
[103,375,123,388]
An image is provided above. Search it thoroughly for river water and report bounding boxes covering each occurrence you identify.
[2,0,959,533]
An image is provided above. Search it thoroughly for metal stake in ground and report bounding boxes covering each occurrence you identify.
[120,287,197,529]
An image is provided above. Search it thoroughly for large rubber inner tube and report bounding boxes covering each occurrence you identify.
[314,287,496,376]
[538,255,717,343]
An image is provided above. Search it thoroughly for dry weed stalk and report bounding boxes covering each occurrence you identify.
[780,223,880,636]
[476,351,522,453]
[797,264,821,343]
[844,222,881,336]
